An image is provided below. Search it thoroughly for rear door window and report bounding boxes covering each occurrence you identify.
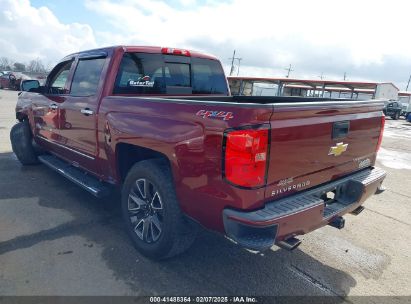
[114,53,166,94]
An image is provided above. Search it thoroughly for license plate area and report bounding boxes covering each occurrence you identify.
[315,180,364,218]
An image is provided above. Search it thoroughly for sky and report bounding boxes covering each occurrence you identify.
[1,0,411,90]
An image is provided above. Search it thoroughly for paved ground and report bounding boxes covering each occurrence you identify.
[0,89,410,297]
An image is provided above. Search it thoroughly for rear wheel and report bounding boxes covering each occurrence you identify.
[392,112,400,120]
[121,159,197,259]
[10,121,39,165]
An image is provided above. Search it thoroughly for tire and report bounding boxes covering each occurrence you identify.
[121,159,198,259]
[391,112,399,120]
[10,121,39,165]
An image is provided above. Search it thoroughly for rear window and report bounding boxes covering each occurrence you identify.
[191,57,228,94]
[113,53,228,95]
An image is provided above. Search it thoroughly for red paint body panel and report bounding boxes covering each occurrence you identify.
[265,103,382,201]
[98,97,272,231]
[15,45,386,240]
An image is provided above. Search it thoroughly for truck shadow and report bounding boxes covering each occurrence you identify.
[0,152,356,298]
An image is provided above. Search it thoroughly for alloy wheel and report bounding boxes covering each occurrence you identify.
[127,178,163,243]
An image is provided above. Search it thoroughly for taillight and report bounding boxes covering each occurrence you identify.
[376,115,385,152]
[224,128,269,188]
[161,47,191,57]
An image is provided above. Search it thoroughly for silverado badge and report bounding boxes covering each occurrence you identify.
[329,142,348,156]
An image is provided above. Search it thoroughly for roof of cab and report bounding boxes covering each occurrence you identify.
[63,45,219,61]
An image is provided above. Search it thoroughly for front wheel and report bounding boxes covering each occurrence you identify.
[10,121,39,165]
[121,159,197,259]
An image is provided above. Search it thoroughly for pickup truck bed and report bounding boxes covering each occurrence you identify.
[12,45,386,259]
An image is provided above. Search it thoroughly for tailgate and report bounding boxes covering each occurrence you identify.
[266,100,384,200]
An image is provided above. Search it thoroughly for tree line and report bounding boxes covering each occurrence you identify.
[0,57,49,73]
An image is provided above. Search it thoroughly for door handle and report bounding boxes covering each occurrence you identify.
[49,104,58,110]
[81,108,94,116]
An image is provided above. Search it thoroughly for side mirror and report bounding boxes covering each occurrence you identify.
[21,80,41,92]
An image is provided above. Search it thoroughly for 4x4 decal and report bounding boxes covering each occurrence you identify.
[196,110,234,121]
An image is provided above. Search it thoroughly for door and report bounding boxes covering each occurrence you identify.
[57,56,106,173]
[32,60,74,148]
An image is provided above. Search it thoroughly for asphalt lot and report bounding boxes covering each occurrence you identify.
[0,89,410,297]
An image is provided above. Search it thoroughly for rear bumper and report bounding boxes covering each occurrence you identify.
[384,109,398,116]
[223,167,386,251]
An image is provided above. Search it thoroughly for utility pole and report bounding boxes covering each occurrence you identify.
[343,72,347,81]
[318,72,324,80]
[229,50,236,76]
[285,64,293,78]
[406,74,411,91]
[228,50,242,76]
[236,58,242,76]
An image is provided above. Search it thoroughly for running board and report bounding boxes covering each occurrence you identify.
[38,155,111,198]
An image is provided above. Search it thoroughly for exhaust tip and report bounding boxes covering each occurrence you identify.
[277,237,301,251]
[328,216,345,229]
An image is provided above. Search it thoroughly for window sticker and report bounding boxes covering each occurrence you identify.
[128,76,155,87]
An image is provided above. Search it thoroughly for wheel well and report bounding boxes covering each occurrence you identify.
[116,143,170,182]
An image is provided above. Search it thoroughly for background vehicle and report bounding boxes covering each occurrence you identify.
[383,101,402,119]
[402,101,411,119]
[0,73,18,90]
[11,46,386,259]
[0,72,33,90]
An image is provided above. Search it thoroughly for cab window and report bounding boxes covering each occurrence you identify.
[113,52,228,95]
[70,58,105,96]
[114,53,166,94]
[191,58,228,95]
[48,60,73,94]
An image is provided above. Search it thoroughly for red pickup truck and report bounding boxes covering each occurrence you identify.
[11,46,386,259]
